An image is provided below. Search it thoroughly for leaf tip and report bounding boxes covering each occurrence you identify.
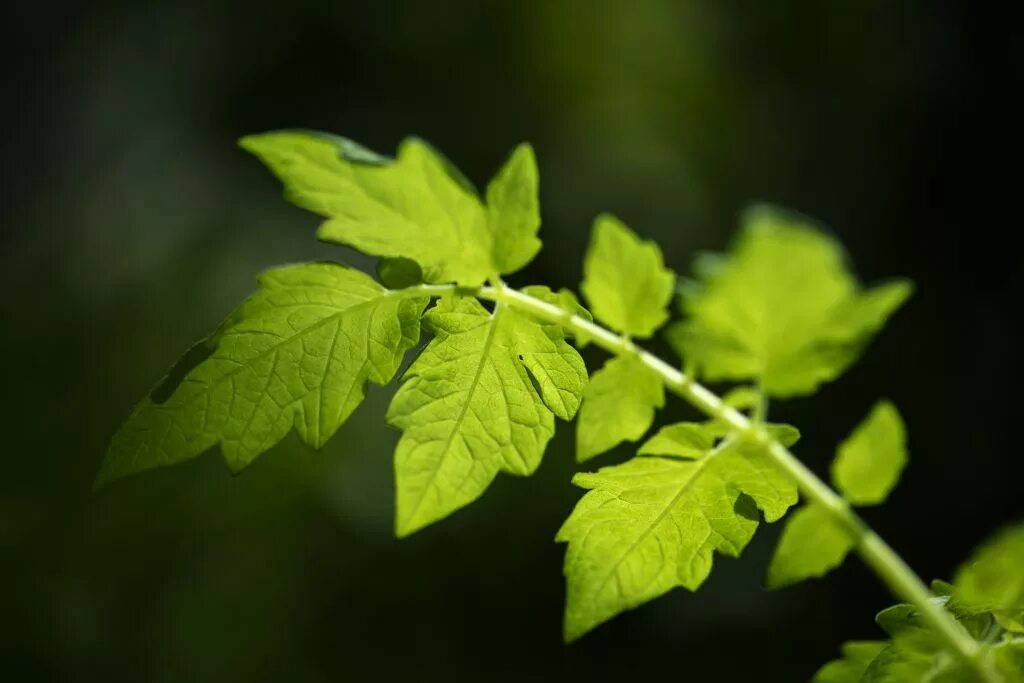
[393,513,420,540]
[561,614,590,644]
[763,569,792,591]
[91,465,117,493]
[236,133,261,152]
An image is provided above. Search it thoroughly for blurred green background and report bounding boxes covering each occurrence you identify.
[2,1,1021,681]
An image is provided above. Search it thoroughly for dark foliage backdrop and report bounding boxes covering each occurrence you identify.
[2,1,1021,681]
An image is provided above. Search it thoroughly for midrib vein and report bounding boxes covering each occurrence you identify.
[593,440,737,597]
[157,289,421,409]
[407,305,505,523]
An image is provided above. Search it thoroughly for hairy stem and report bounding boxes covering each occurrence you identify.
[404,281,990,674]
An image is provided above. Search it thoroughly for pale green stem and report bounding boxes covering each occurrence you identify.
[403,281,990,675]
[752,381,769,424]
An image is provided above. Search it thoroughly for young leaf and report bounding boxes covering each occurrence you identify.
[666,205,913,397]
[854,599,1022,683]
[557,424,798,641]
[580,214,675,338]
[99,263,428,486]
[486,143,542,275]
[240,131,544,286]
[387,295,587,537]
[811,641,888,683]
[575,355,664,462]
[816,529,1024,682]
[832,401,908,506]
[953,524,1024,615]
[766,504,854,589]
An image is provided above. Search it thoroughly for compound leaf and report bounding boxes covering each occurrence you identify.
[766,503,854,588]
[832,400,908,506]
[666,205,913,397]
[241,131,544,286]
[581,214,675,338]
[575,355,664,462]
[99,262,427,486]
[387,294,587,537]
[557,423,798,641]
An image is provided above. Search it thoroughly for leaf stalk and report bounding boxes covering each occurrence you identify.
[410,281,992,677]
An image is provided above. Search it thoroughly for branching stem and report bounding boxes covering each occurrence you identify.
[407,280,991,677]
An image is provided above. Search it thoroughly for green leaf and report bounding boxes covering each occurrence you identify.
[766,403,906,589]
[721,385,763,412]
[816,529,1024,682]
[575,355,664,462]
[520,284,592,325]
[556,424,798,641]
[703,421,801,448]
[580,214,675,338]
[865,603,1021,682]
[99,263,428,486]
[535,286,595,346]
[387,294,587,536]
[991,640,1024,682]
[637,422,714,459]
[831,400,908,506]
[376,257,423,289]
[767,504,854,588]
[241,131,491,285]
[954,524,1024,614]
[859,645,944,683]
[812,641,888,683]
[241,131,545,286]
[486,143,542,275]
[666,205,913,397]
[823,590,1024,682]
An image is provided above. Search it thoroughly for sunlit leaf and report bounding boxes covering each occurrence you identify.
[557,423,798,640]
[832,401,908,506]
[581,214,675,338]
[767,504,854,588]
[576,355,664,462]
[241,131,543,285]
[387,294,587,536]
[667,206,912,397]
[954,524,1024,615]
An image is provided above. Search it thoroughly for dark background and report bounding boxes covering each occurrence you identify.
[2,1,1021,681]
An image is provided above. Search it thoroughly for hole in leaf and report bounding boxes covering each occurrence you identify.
[733,493,759,523]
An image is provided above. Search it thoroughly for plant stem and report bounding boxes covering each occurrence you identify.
[440,282,990,674]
